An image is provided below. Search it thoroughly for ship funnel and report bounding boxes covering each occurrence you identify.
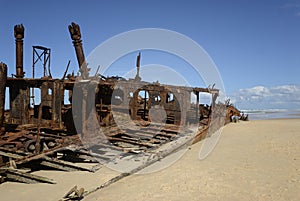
[14,24,25,78]
[68,22,89,79]
[135,52,141,81]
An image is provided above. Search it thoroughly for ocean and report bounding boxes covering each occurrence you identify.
[240,109,300,120]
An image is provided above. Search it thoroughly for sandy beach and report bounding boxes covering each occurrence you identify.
[0,119,299,201]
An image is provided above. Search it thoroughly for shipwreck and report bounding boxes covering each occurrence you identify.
[0,22,241,187]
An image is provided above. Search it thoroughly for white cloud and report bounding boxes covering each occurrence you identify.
[230,85,300,110]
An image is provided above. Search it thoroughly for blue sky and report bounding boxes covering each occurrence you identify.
[1,0,300,110]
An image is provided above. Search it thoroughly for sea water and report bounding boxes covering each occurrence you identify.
[240,109,300,120]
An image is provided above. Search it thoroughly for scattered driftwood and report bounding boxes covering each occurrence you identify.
[60,185,84,201]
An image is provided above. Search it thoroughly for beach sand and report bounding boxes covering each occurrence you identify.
[0,119,299,201]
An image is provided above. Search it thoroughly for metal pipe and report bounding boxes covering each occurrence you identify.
[14,24,25,78]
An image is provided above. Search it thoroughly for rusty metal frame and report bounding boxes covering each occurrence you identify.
[32,45,51,78]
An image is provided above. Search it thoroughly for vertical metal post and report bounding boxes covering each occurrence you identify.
[48,49,52,77]
[35,82,48,154]
[131,90,138,120]
[43,50,47,77]
[31,48,35,106]
[196,91,199,121]
[0,63,7,133]
[143,91,147,120]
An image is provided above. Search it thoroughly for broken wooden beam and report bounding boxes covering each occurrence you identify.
[39,156,94,172]
[1,168,56,184]
[13,146,66,165]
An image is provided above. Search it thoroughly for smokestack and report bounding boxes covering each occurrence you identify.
[14,24,25,78]
[0,62,7,132]
[68,22,89,79]
[135,52,141,81]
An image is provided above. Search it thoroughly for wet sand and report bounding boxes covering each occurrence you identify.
[0,119,299,201]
